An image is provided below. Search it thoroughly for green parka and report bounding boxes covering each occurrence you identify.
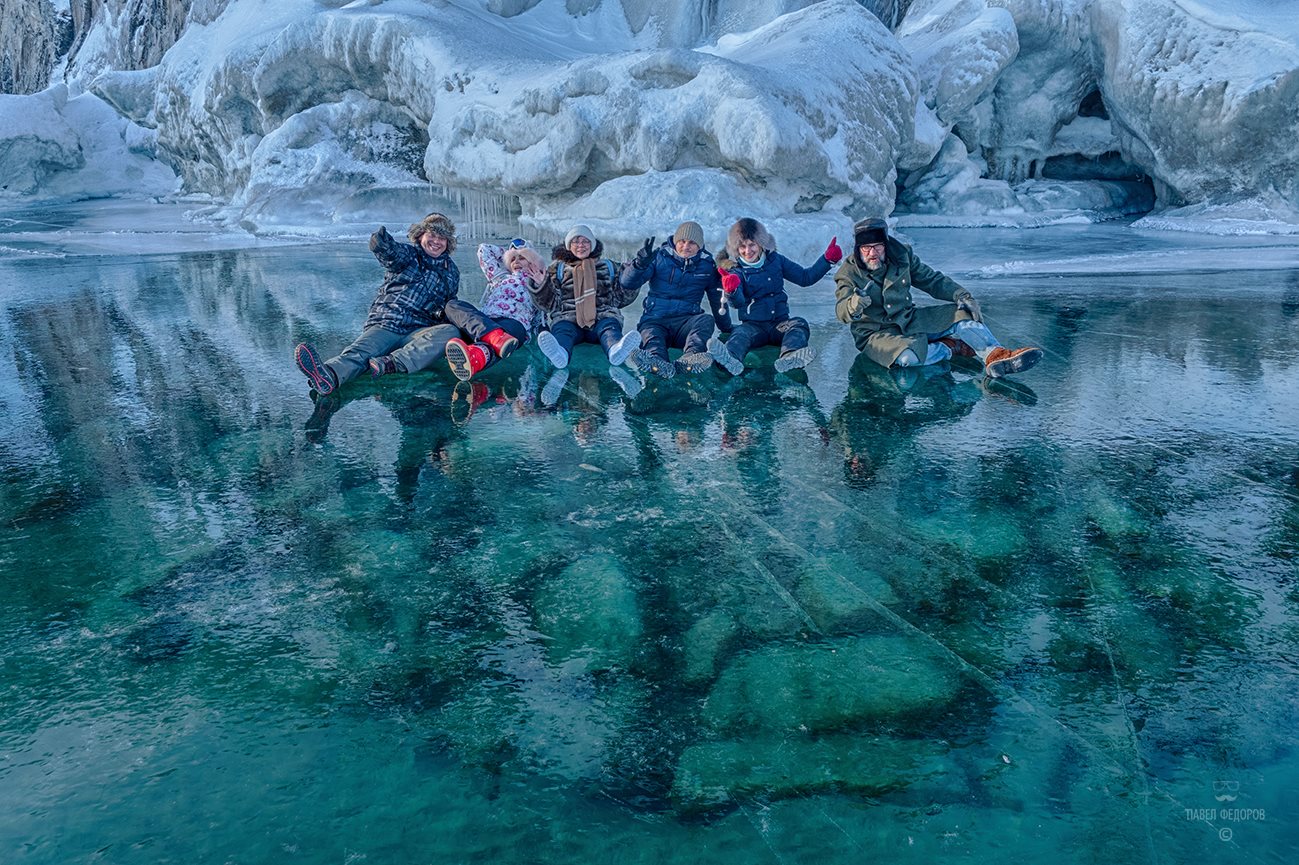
[833,237,976,368]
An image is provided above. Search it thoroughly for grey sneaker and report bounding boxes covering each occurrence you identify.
[676,351,713,374]
[609,366,643,398]
[540,368,569,406]
[707,336,744,376]
[607,330,642,367]
[773,346,816,374]
[630,347,675,379]
[537,330,569,369]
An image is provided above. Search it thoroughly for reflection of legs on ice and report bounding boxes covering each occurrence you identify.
[303,391,341,443]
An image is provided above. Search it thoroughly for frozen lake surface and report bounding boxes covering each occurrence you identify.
[2,205,1298,864]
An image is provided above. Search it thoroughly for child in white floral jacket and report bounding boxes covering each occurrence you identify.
[444,239,545,381]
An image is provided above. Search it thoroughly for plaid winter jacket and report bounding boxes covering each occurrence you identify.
[363,227,460,334]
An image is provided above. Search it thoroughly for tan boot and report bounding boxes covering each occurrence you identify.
[984,346,1043,378]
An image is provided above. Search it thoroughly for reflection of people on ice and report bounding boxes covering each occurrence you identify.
[444,239,546,382]
[294,213,464,396]
[830,354,979,489]
[833,217,1042,378]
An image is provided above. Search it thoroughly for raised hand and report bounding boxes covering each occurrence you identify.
[719,267,741,294]
[824,236,843,263]
[634,236,655,269]
[956,293,983,322]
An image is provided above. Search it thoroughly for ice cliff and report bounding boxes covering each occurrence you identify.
[1,0,1296,246]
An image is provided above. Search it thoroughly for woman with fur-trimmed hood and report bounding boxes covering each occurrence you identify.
[707,217,843,375]
[531,224,642,372]
[293,212,463,396]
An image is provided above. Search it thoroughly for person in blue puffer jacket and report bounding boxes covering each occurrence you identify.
[619,221,732,379]
[708,217,843,375]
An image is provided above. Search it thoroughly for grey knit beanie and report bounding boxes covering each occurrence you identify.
[673,221,705,247]
[564,224,595,247]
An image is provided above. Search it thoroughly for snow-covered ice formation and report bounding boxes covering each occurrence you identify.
[0,83,178,199]
[1,0,1297,250]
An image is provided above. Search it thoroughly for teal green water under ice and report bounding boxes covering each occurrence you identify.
[2,235,1298,864]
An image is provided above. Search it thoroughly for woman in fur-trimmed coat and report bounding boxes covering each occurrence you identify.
[707,217,842,375]
[530,224,641,370]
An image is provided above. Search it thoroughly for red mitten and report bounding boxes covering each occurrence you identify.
[824,236,843,264]
[719,268,741,294]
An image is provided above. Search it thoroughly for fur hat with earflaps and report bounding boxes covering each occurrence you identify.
[726,217,775,261]
[408,212,457,254]
[852,216,889,267]
[853,217,888,248]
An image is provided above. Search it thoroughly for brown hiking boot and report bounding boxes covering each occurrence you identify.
[984,346,1043,378]
[935,336,975,358]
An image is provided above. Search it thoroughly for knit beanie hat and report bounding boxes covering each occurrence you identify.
[673,221,705,247]
[726,217,775,260]
[853,216,888,248]
[565,225,595,247]
[408,212,457,254]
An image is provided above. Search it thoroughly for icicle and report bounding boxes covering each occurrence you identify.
[436,186,521,238]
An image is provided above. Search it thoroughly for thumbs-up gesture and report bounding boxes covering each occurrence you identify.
[718,267,741,294]
[824,236,843,264]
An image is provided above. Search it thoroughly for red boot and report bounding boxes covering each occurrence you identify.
[481,328,519,360]
[451,380,491,425]
[445,338,495,382]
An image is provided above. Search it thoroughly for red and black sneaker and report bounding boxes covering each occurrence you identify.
[295,343,337,395]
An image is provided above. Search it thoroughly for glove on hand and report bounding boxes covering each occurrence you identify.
[369,225,391,251]
[633,236,655,269]
[719,268,741,294]
[955,293,982,322]
[824,236,843,264]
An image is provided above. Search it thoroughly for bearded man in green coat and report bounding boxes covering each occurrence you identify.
[833,217,1041,377]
